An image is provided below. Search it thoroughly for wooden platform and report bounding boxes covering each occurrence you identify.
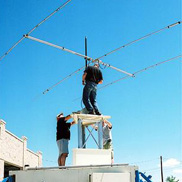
[72,113,111,125]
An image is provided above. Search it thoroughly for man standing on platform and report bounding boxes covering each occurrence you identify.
[82,63,103,115]
[56,112,75,166]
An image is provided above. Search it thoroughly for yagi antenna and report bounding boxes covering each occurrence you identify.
[37,21,181,94]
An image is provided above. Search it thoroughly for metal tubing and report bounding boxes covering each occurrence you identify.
[78,119,83,148]
[82,127,92,148]
[25,35,93,60]
[25,35,133,76]
[82,126,86,148]
[95,59,134,77]
[98,121,103,149]
[86,127,99,147]
[135,170,140,182]
[168,21,181,28]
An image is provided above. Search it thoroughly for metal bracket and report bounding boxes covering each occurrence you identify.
[135,170,152,182]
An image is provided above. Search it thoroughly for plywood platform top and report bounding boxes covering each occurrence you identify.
[72,114,111,125]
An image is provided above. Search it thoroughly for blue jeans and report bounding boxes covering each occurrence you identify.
[82,81,99,112]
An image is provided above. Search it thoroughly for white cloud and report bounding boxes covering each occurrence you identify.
[173,169,182,174]
[163,158,180,167]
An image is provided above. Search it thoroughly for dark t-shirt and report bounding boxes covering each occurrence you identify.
[56,117,71,141]
[84,66,103,84]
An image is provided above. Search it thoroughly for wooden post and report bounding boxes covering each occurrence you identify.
[160,156,164,182]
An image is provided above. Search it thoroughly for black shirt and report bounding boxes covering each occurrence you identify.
[56,117,71,141]
[84,66,103,84]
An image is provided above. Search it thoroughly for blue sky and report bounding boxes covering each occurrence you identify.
[0,0,181,181]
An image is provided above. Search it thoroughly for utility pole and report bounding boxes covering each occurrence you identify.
[160,156,164,182]
[85,37,88,68]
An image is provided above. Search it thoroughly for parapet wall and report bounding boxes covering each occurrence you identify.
[0,119,42,180]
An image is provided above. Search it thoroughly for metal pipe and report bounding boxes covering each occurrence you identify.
[25,35,92,60]
[98,121,103,149]
[78,119,83,148]
[25,35,133,76]
[96,60,134,77]
[86,127,99,147]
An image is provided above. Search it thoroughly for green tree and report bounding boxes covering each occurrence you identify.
[166,176,179,182]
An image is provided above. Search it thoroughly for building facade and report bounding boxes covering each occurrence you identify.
[0,119,42,180]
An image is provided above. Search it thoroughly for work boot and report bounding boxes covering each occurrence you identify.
[95,111,102,115]
[88,110,95,115]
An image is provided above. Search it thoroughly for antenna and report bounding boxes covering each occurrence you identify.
[0,0,72,62]
[25,35,133,76]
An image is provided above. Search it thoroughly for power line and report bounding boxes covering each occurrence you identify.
[143,167,160,172]
[96,21,181,61]
[130,158,159,165]
[144,165,182,173]
[0,0,72,62]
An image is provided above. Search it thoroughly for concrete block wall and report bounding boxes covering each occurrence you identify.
[1,129,24,166]
[0,119,42,180]
[25,149,42,167]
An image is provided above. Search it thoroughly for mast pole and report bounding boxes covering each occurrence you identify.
[85,37,88,68]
